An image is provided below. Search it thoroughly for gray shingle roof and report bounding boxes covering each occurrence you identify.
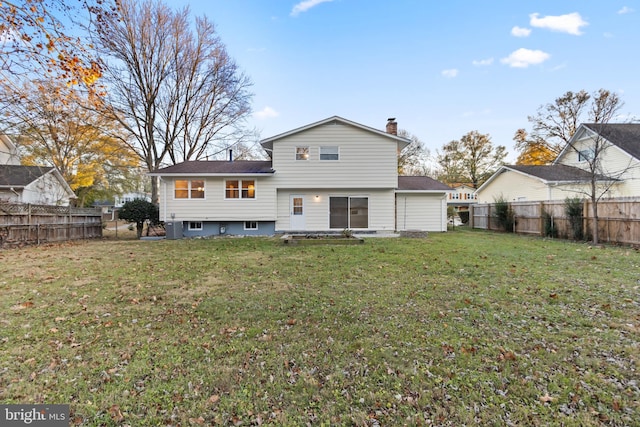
[506,164,613,182]
[0,165,54,187]
[150,160,274,175]
[583,123,640,160]
[397,176,452,191]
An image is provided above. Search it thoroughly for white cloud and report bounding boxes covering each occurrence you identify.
[511,26,531,37]
[290,0,333,17]
[501,48,551,68]
[618,6,634,14]
[472,58,494,66]
[529,12,588,35]
[441,69,459,78]
[254,106,280,119]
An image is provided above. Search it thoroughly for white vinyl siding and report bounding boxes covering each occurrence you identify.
[270,122,399,189]
[476,169,622,203]
[557,134,640,198]
[396,193,447,232]
[476,170,552,203]
[275,189,395,232]
[160,177,277,222]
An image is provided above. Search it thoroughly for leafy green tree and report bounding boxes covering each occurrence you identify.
[118,199,159,238]
[437,131,506,188]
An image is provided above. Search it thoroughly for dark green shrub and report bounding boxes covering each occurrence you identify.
[564,197,584,240]
[458,211,469,224]
[118,199,159,238]
[542,209,558,238]
[494,195,514,232]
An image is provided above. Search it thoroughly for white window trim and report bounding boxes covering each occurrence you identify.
[295,146,310,161]
[578,149,594,162]
[224,179,257,200]
[174,179,206,200]
[320,146,340,161]
[188,221,203,230]
[244,221,258,230]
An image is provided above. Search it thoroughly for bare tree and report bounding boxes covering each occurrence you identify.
[560,91,625,244]
[397,129,433,176]
[436,131,506,188]
[517,89,626,164]
[92,0,253,203]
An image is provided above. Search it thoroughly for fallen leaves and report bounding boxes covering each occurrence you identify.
[539,393,556,403]
[10,301,34,310]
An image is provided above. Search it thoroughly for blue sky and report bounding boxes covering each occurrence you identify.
[167,0,639,162]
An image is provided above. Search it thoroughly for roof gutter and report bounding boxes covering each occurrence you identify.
[147,172,275,177]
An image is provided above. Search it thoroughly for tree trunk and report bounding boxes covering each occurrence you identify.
[150,176,159,205]
[590,178,599,245]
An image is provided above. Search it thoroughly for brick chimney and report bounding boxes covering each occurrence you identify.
[386,117,397,135]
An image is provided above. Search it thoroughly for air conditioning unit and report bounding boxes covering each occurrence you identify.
[165,221,183,240]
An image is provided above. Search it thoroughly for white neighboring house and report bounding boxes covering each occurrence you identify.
[0,134,76,206]
[150,116,451,237]
[0,165,76,206]
[0,134,20,165]
[115,192,152,207]
[476,123,640,203]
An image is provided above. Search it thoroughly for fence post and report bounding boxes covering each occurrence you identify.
[583,199,588,241]
[539,202,544,237]
[487,204,491,230]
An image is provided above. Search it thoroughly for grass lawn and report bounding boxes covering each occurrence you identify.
[0,230,638,426]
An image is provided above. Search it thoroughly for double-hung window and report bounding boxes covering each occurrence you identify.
[320,146,339,161]
[225,180,256,199]
[175,180,205,199]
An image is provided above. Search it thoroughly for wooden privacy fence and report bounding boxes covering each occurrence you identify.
[0,203,103,248]
[471,198,640,246]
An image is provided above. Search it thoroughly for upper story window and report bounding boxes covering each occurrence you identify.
[175,179,205,199]
[296,147,309,160]
[225,179,256,199]
[578,149,594,162]
[320,146,339,161]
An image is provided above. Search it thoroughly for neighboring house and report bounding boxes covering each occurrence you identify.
[476,123,640,203]
[115,192,151,207]
[0,134,20,165]
[0,133,76,206]
[150,116,451,237]
[0,165,76,206]
[447,183,477,211]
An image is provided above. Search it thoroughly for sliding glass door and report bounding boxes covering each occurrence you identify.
[329,196,368,229]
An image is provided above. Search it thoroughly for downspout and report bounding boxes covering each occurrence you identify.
[442,194,447,232]
[161,177,167,222]
[403,196,407,230]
